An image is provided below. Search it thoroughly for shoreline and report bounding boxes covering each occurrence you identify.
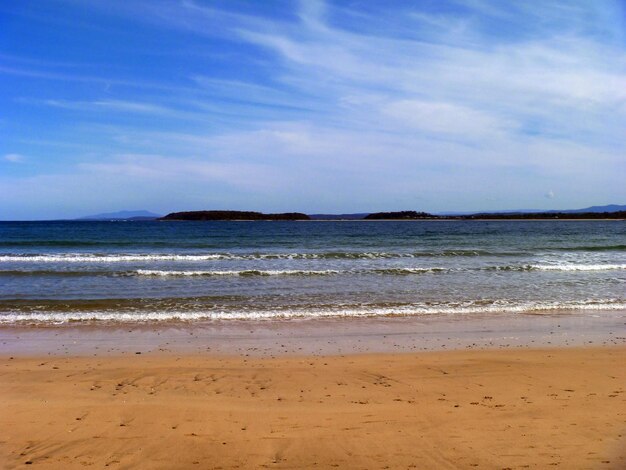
[2,309,624,358]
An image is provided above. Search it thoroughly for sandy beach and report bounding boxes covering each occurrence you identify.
[1,336,625,469]
[3,0,625,467]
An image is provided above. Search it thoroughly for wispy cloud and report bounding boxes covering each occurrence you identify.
[78,153,281,190]
[40,99,172,114]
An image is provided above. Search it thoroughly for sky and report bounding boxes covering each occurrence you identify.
[1,0,625,219]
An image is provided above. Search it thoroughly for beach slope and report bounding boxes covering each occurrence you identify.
[1,347,625,469]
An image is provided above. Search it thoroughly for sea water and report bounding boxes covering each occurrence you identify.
[0,220,624,324]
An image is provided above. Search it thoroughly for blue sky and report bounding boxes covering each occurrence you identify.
[1,0,625,219]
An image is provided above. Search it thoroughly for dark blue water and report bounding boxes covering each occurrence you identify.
[0,220,624,324]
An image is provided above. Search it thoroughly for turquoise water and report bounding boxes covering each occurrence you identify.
[0,220,624,324]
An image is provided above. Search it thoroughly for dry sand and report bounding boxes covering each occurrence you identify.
[1,347,624,469]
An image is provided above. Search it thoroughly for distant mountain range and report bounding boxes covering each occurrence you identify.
[437,204,626,216]
[77,210,162,220]
[556,204,626,214]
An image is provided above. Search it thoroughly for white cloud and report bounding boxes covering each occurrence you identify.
[4,153,25,163]
[383,100,512,139]
[39,99,184,116]
[234,2,626,138]
[78,154,283,191]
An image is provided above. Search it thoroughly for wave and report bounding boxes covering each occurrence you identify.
[0,241,179,248]
[134,269,341,277]
[532,264,626,271]
[489,264,626,272]
[0,254,234,263]
[1,245,623,257]
[1,299,624,324]
[0,250,530,263]
[371,267,448,274]
[556,245,626,252]
[134,268,447,277]
[0,296,245,312]
[0,267,454,277]
[1,263,623,277]
[0,269,111,277]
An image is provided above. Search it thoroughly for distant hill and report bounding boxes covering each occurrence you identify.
[160,211,310,221]
[558,204,626,214]
[78,210,162,220]
[438,204,626,216]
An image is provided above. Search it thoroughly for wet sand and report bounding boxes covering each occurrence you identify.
[1,310,625,357]
[1,312,625,469]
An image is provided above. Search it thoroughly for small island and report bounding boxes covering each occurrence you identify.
[159,210,310,221]
[364,211,434,220]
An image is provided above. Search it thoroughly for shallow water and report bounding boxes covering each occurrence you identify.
[0,220,624,324]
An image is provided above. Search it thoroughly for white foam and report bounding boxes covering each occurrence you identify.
[374,267,447,274]
[529,264,626,271]
[0,253,398,263]
[0,253,224,263]
[133,268,443,276]
[2,300,625,324]
[0,252,450,262]
[0,254,232,263]
[134,269,341,276]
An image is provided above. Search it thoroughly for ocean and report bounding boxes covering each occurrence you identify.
[0,220,624,324]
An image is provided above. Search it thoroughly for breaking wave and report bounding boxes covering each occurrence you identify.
[133,269,341,277]
[1,299,624,324]
[488,264,626,272]
[0,250,530,263]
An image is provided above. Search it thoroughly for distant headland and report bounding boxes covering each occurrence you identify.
[77,210,163,221]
